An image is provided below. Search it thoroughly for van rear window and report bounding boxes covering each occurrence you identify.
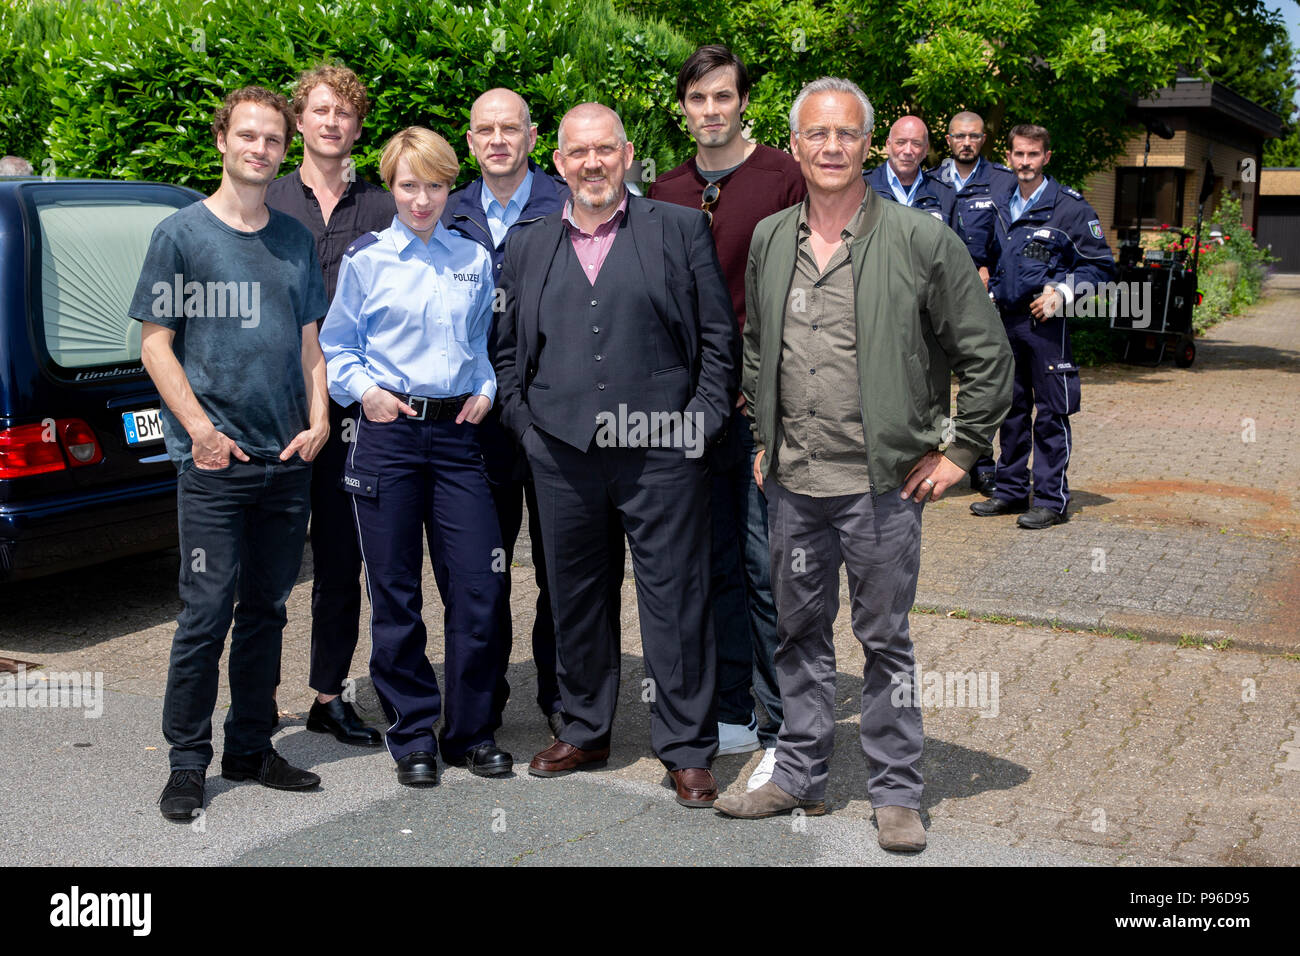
[36,200,177,369]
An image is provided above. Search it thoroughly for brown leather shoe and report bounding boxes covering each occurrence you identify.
[667,768,719,807]
[528,740,609,777]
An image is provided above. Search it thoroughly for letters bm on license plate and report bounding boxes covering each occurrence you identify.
[122,408,164,445]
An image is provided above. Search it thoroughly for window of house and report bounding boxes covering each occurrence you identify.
[1114,167,1186,229]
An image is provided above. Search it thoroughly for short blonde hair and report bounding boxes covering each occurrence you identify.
[379,127,459,188]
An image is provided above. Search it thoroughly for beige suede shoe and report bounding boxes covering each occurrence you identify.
[714,781,827,818]
[875,805,926,851]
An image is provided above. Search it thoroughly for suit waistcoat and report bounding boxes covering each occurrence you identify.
[530,226,691,450]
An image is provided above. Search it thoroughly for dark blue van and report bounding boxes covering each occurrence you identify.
[0,178,203,581]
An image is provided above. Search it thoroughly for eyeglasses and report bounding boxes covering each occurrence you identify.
[701,182,721,227]
[796,127,866,147]
[948,132,985,142]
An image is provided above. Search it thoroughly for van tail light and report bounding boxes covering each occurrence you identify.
[0,418,104,478]
[59,419,104,466]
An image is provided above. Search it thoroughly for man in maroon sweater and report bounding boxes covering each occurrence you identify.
[649,45,806,792]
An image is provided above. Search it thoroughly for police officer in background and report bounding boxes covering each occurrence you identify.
[933,110,1018,496]
[971,124,1115,529]
[864,115,955,224]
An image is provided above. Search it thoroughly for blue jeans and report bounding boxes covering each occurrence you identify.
[710,407,782,747]
[164,458,312,771]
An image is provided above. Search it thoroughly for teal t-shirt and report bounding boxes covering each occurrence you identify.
[128,201,327,471]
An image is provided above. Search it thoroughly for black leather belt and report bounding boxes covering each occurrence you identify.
[387,391,471,422]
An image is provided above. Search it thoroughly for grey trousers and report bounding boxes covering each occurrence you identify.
[766,478,924,809]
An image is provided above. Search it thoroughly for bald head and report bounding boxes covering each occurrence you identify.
[889,116,928,146]
[470,88,531,129]
[466,87,537,186]
[557,103,627,153]
[886,115,929,182]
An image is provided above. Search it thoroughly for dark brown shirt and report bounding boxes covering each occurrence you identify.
[775,196,872,496]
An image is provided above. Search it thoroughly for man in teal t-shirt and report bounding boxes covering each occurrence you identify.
[128,86,330,823]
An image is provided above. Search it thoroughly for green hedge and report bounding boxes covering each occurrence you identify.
[2,0,696,190]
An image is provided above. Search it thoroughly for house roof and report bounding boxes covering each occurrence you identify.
[1136,79,1285,140]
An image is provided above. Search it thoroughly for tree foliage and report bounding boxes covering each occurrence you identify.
[0,0,690,189]
[629,0,1296,186]
[2,0,1296,189]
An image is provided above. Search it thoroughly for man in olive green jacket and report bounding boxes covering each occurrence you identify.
[714,77,1011,852]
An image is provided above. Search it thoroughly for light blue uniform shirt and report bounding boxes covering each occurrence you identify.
[321,216,497,407]
[1009,178,1049,222]
[886,163,924,206]
[481,169,533,247]
[948,156,982,192]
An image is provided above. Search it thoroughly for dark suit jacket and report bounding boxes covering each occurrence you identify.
[493,193,739,448]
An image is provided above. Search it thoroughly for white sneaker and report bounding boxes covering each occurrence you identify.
[717,713,760,756]
[747,748,778,792]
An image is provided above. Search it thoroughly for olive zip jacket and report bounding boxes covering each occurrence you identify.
[742,185,1013,493]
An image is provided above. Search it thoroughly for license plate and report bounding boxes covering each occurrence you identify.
[122,408,164,445]
[1144,249,1165,261]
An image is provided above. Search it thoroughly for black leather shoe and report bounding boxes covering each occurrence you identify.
[547,711,565,739]
[159,770,205,821]
[972,473,998,496]
[1017,506,1068,529]
[444,742,514,777]
[970,497,1029,517]
[307,697,382,746]
[221,748,320,790]
[395,751,439,787]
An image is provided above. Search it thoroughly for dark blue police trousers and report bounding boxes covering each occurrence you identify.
[994,313,1081,513]
[346,414,506,763]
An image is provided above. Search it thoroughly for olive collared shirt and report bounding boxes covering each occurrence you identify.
[775,196,873,497]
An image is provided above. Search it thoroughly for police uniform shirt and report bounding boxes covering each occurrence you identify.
[886,163,925,206]
[1008,178,1049,223]
[320,217,497,406]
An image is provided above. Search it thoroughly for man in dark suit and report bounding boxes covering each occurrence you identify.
[494,102,738,808]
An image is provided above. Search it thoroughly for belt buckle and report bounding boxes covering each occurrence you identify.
[407,395,428,421]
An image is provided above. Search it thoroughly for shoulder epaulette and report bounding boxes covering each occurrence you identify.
[1059,185,1083,200]
[344,232,381,257]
